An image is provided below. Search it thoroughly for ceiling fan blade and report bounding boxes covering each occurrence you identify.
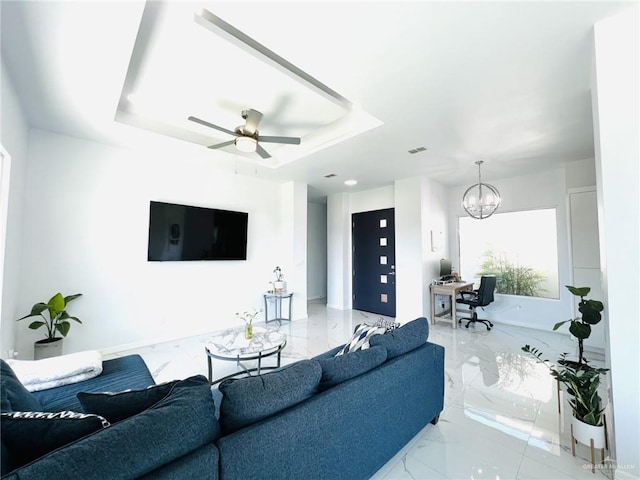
[258,135,301,145]
[256,144,272,159]
[188,116,237,137]
[207,140,236,150]
[243,109,263,136]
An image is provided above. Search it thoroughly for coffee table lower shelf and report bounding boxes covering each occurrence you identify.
[206,345,286,385]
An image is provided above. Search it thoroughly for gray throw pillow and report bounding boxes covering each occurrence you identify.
[316,345,387,390]
[219,360,321,434]
[369,317,429,359]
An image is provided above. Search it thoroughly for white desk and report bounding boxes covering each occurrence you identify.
[429,282,474,329]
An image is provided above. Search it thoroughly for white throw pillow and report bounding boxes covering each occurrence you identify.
[335,323,386,356]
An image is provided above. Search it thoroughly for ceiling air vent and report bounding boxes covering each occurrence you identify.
[324,173,337,178]
[408,146,428,154]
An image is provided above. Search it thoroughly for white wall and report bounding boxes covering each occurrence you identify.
[326,186,395,311]
[279,181,308,320]
[593,6,640,477]
[448,167,575,332]
[326,180,449,322]
[326,193,350,310]
[394,176,449,322]
[0,61,30,359]
[13,129,294,357]
[307,202,327,300]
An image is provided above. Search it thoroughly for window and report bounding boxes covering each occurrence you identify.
[458,208,559,299]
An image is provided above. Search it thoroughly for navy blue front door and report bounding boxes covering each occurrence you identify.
[352,208,396,317]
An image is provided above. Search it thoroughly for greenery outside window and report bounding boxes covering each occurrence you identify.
[459,208,559,299]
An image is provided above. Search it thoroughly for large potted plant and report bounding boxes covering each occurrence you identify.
[17,292,83,359]
[522,286,608,457]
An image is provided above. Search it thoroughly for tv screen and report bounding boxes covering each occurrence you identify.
[147,201,248,261]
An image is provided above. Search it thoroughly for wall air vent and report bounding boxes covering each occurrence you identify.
[408,146,428,154]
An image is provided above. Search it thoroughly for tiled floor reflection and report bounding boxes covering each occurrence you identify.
[105,304,613,480]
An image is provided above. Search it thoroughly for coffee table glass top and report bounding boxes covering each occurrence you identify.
[205,326,287,359]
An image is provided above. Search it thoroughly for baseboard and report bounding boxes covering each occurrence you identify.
[99,329,211,356]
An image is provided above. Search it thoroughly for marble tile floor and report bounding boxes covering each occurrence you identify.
[105,303,613,480]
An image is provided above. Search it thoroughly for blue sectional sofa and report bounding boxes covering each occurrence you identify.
[0,317,444,479]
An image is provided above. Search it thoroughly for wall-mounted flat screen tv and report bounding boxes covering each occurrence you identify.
[147,201,248,261]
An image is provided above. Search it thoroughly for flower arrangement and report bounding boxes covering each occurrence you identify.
[236,308,261,339]
[273,266,284,282]
[236,308,261,326]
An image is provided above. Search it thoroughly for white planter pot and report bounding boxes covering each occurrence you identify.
[571,416,606,449]
[274,281,286,292]
[34,338,63,360]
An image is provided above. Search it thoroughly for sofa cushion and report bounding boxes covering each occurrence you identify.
[315,345,387,390]
[336,323,387,355]
[3,375,220,479]
[1,410,110,470]
[219,359,322,434]
[77,380,179,423]
[0,360,42,413]
[369,317,429,359]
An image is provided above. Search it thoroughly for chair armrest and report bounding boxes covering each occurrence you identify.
[458,290,478,299]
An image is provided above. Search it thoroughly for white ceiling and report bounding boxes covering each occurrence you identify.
[1,1,634,201]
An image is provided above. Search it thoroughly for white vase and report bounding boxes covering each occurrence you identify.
[570,415,607,473]
[274,281,286,292]
[571,416,606,449]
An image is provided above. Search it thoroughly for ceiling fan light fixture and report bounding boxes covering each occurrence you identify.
[462,161,501,219]
[235,136,257,153]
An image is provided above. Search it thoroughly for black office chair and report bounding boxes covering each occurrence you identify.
[456,276,497,330]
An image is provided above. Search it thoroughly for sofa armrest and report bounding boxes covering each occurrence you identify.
[32,355,155,412]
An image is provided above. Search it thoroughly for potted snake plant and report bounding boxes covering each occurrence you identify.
[17,292,82,359]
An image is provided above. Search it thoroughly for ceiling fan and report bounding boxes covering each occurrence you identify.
[188,109,301,159]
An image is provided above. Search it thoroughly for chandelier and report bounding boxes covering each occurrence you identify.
[462,161,501,219]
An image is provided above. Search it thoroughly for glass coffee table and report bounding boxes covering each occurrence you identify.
[205,326,287,385]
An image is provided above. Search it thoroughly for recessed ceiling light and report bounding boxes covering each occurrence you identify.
[344,179,358,186]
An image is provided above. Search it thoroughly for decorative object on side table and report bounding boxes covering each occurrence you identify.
[236,308,261,339]
[522,285,608,473]
[17,293,83,360]
[272,266,286,293]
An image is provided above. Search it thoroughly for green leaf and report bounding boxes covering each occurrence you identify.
[56,321,70,337]
[64,293,82,304]
[581,308,602,325]
[582,412,599,426]
[28,320,45,330]
[68,316,82,324]
[569,321,591,340]
[31,303,49,315]
[552,320,569,331]
[48,293,65,311]
[566,286,590,297]
[17,303,48,321]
